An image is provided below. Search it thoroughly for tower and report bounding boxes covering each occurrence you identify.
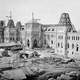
[4,11,17,43]
[24,13,43,49]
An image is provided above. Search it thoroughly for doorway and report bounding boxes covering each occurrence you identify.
[32,39,38,48]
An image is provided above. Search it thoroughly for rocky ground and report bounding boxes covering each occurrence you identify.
[22,56,80,80]
[0,49,80,80]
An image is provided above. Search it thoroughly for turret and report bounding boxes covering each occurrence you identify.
[59,13,71,26]
[59,13,76,32]
[7,19,15,28]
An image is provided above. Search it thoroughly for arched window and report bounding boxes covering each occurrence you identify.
[52,29,54,31]
[48,29,50,31]
[67,43,69,48]
[58,43,60,47]
[72,44,74,49]
[51,40,53,44]
[27,39,30,47]
[76,44,79,52]
[61,42,63,48]
[33,39,38,48]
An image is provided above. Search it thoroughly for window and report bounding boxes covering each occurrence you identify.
[76,47,79,51]
[67,36,70,40]
[67,43,69,48]
[58,36,63,39]
[48,29,50,31]
[52,29,54,31]
[51,40,53,44]
[58,43,60,47]
[72,52,74,54]
[10,37,12,40]
[61,42,63,48]
[72,44,74,49]
[76,44,79,52]
[27,40,30,47]
[22,28,24,30]
[13,38,14,40]
[45,28,47,31]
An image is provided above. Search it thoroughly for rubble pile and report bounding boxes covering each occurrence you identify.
[0,54,80,80]
[21,57,80,80]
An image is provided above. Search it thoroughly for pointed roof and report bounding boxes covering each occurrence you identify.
[0,20,5,28]
[7,19,15,28]
[59,13,71,26]
[16,21,22,29]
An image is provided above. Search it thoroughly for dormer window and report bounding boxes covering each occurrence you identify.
[45,28,47,31]
[52,29,54,31]
[22,28,24,30]
[48,29,50,31]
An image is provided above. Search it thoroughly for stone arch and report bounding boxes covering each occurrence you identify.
[32,39,38,48]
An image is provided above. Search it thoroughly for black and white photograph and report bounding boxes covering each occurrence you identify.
[0,0,80,80]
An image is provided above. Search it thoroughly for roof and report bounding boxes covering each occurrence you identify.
[7,19,15,28]
[16,21,22,29]
[43,24,69,28]
[59,13,71,26]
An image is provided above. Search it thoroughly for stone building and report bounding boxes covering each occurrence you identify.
[43,13,80,59]
[0,20,4,43]
[23,13,80,59]
[19,25,26,46]
[16,21,22,42]
[1,12,80,59]
[67,32,80,59]
[24,20,44,49]
[44,24,67,56]
[4,19,17,43]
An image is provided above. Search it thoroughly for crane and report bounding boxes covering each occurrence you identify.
[6,10,12,20]
[32,12,40,23]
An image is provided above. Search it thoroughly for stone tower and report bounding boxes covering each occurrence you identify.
[4,19,17,43]
[24,20,43,49]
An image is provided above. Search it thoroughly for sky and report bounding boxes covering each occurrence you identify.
[0,0,80,30]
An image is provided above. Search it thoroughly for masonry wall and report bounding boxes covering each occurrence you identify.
[56,26,67,56]
[44,25,57,49]
[4,27,10,43]
[67,32,80,60]
[25,23,32,49]
[44,25,67,56]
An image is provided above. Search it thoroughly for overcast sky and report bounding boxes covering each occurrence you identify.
[0,0,80,30]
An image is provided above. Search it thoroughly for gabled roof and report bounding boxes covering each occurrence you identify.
[7,19,15,28]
